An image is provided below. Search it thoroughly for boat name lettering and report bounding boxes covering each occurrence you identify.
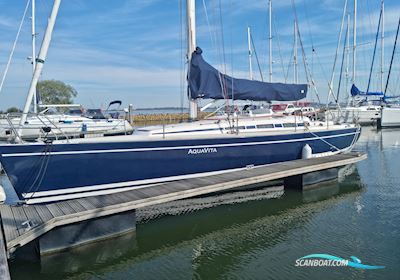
[188,147,218,155]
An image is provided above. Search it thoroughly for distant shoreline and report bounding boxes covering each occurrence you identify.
[135,107,188,111]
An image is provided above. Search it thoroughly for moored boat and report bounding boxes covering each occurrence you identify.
[0,116,360,204]
[0,0,361,205]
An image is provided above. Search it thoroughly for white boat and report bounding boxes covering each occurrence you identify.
[379,106,400,128]
[377,16,400,128]
[326,1,387,126]
[0,113,132,141]
[328,102,381,125]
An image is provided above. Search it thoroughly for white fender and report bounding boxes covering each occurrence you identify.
[302,144,313,159]
[0,185,6,203]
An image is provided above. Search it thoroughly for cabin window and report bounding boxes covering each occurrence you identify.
[258,124,274,129]
[297,123,305,127]
[274,124,283,128]
[246,125,256,129]
[283,123,296,128]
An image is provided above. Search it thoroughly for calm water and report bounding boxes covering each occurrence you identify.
[4,127,400,279]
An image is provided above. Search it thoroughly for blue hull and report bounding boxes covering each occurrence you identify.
[0,127,360,203]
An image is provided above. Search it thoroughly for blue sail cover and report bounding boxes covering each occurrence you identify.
[188,47,307,101]
[351,84,384,97]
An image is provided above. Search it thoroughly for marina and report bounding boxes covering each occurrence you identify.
[0,0,399,279]
[1,127,399,279]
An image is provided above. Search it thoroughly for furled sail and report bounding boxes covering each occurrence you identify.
[350,84,384,97]
[188,47,307,102]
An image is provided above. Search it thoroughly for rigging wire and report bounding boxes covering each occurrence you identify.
[384,17,400,96]
[228,0,234,105]
[326,0,348,107]
[202,0,217,50]
[250,32,264,81]
[217,0,230,109]
[302,0,316,101]
[272,13,287,81]
[0,0,31,95]
[179,0,185,113]
[285,47,294,83]
[336,23,349,102]
[290,0,322,105]
[366,7,382,93]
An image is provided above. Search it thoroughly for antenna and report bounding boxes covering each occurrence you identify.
[31,0,37,113]
[352,0,357,85]
[247,26,253,80]
[293,20,298,83]
[268,0,272,82]
[380,0,384,93]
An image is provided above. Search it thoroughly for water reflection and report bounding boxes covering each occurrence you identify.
[10,167,363,280]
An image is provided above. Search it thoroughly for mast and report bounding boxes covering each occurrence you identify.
[187,0,198,120]
[293,20,298,83]
[247,26,253,80]
[18,0,61,133]
[384,17,400,95]
[327,0,348,105]
[352,0,357,85]
[268,0,272,82]
[31,0,37,113]
[380,0,384,93]
[346,13,350,95]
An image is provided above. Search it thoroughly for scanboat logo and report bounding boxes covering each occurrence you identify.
[188,147,218,155]
[295,254,385,270]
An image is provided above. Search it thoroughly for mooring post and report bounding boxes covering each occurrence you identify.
[38,210,136,255]
[284,167,340,190]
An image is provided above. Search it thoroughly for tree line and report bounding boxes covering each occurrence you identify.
[0,79,77,114]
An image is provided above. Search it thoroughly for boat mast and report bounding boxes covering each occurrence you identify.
[380,0,384,93]
[247,26,253,80]
[187,0,198,120]
[352,0,357,85]
[327,0,348,105]
[346,13,350,95]
[31,0,37,114]
[268,0,272,82]
[384,17,400,95]
[18,0,61,133]
[293,20,298,83]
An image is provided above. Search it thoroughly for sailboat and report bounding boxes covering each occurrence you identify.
[379,16,400,128]
[0,0,360,204]
[329,0,385,125]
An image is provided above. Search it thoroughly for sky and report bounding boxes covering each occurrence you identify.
[0,0,399,110]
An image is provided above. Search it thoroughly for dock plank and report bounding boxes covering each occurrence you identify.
[20,205,44,229]
[0,206,19,246]
[63,200,86,213]
[73,198,97,211]
[10,206,30,236]
[45,203,64,217]
[56,201,77,215]
[33,205,54,223]
[0,222,10,280]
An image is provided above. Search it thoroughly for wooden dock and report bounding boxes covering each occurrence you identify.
[0,152,366,265]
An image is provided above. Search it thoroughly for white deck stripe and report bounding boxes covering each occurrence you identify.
[2,131,358,157]
[22,166,248,198]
